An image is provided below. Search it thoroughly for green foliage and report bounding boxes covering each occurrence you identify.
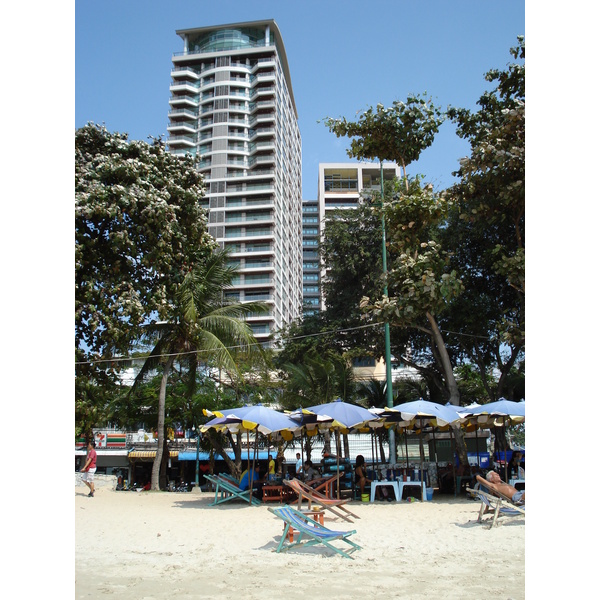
[322,94,445,178]
[439,36,525,399]
[75,123,217,436]
[355,378,388,409]
[319,203,387,353]
[75,123,216,361]
[279,348,357,410]
[454,364,492,406]
[361,176,463,330]
[130,249,268,489]
[131,249,268,394]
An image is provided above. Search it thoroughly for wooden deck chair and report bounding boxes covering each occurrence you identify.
[467,480,525,529]
[204,474,261,506]
[474,475,525,506]
[268,505,361,559]
[304,475,337,497]
[284,478,359,523]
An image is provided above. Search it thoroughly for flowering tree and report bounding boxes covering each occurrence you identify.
[75,123,216,436]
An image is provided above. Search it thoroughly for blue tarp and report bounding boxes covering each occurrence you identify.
[177,450,271,461]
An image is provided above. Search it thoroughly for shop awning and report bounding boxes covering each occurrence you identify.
[128,450,179,459]
[75,449,129,457]
[178,450,270,461]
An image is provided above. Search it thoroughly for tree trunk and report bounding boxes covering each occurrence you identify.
[304,436,313,463]
[151,354,175,490]
[451,424,469,468]
[424,312,469,466]
[378,431,387,464]
[425,311,460,405]
[276,441,285,476]
[204,428,243,480]
[159,437,169,490]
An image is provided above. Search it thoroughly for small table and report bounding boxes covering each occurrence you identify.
[370,480,400,503]
[286,509,325,542]
[262,485,286,503]
[396,480,428,501]
[509,478,525,491]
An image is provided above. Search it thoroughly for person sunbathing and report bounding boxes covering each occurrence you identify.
[484,471,525,504]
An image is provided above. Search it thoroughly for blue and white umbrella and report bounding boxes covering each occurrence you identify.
[391,399,463,428]
[305,399,382,498]
[384,400,463,499]
[306,398,380,432]
[202,405,301,503]
[467,399,525,427]
[465,399,525,480]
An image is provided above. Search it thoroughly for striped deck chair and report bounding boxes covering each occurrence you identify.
[467,483,525,528]
[268,505,361,559]
[204,474,261,506]
[284,478,359,523]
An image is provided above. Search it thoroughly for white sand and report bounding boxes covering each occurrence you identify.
[75,479,525,599]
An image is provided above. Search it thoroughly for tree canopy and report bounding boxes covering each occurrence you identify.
[322,94,445,183]
[75,123,216,439]
[75,123,216,364]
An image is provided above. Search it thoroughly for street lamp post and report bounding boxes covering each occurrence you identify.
[380,162,396,465]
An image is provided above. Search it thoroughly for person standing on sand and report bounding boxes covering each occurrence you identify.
[267,454,276,481]
[81,440,97,497]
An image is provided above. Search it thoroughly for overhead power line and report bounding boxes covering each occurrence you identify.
[75,320,496,366]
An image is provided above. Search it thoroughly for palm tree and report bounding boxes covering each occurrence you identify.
[131,250,267,490]
[280,349,357,459]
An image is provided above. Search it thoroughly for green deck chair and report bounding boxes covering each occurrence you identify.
[205,474,262,506]
[268,505,361,559]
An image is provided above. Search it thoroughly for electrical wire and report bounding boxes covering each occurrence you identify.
[75,319,499,366]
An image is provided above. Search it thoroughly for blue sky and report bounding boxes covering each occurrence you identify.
[75,0,525,199]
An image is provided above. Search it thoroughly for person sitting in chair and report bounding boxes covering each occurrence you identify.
[303,459,320,482]
[507,451,524,481]
[354,455,371,494]
[355,455,388,500]
[484,471,525,504]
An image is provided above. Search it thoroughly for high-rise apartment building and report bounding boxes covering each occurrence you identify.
[318,162,401,220]
[167,20,303,344]
[317,162,401,304]
[301,198,321,316]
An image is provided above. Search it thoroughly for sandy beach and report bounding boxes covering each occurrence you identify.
[74,477,525,599]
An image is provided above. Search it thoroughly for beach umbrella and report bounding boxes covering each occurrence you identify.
[204,405,300,439]
[306,399,382,497]
[391,400,462,500]
[306,398,378,431]
[202,405,300,503]
[467,399,525,426]
[466,399,525,480]
[287,408,335,475]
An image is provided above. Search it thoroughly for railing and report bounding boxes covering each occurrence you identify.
[167,135,196,144]
[173,40,270,57]
[169,108,199,118]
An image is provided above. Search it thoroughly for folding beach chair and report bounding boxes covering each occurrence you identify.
[268,505,361,559]
[204,474,262,506]
[284,478,359,523]
[467,482,525,528]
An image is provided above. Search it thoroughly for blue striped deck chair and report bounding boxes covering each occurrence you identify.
[204,474,261,506]
[268,505,361,559]
[467,483,525,528]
